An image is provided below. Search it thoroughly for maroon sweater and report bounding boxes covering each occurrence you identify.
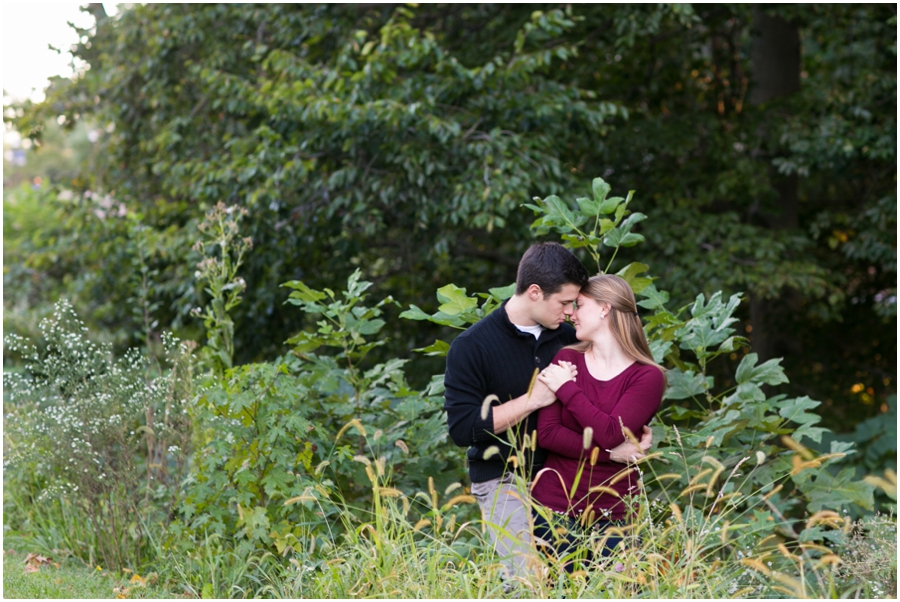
[531,348,664,521]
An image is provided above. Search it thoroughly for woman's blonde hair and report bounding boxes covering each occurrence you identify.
[571,274,666,379]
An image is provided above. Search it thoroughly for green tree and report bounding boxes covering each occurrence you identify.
[8,3,895,429]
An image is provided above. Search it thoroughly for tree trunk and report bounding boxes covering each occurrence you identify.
[748,7,801,362]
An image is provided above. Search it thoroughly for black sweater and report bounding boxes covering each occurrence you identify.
[443,301,578,483]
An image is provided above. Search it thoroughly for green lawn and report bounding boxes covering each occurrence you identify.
[2,552,176,599]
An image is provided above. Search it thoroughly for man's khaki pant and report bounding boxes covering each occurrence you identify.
[470,472,536,582]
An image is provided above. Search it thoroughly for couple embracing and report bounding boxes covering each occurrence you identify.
[444,242,665,586]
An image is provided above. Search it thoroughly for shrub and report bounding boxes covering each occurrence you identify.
[3,299,194,570]
[174,269,464,559]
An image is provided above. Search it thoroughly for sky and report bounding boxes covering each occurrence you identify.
[2,3,118,104]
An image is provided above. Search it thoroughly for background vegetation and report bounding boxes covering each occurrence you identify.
[4,3,896,598]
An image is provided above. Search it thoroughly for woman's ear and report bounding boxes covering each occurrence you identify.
[600,301,612,319]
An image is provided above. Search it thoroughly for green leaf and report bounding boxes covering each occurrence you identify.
[285,331,323,353]
[488,283,516,301]
[777,396,823,426]
[648,339,672,364]
[357,318,385,335]
[615,262,653,294]
[261,469,294,497]
[413,339,451,356]
[666,404,707,420]
[598,218,616,234]
[281,280,327,303]
[802,466,875,512]
[592,177,611,203]
[735,381,766,402]
[576,196,600,217]
[637,284,670,310]
[436,284,477,315]
[598,196,623,215]
[399,305,430,321]
[665,369,709,400]
[735,353,789,386]
[618,232,645,247]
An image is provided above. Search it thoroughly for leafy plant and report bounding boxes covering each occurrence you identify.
[191,201,253,377]
[176,269,463,559]
[400,175,881,598]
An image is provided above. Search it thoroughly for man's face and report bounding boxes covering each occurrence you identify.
[531,283,581,329]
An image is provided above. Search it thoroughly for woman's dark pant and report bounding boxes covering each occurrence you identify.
[532,508,623,573]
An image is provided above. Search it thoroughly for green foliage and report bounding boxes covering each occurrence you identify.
[524,177,643,274]
[400,282,513,356]
[8,4,628,367]
[4,173,894,597]
[843,395,897,475]
[3,300,194,570]
[176,269,462,558]
[519,178,876,532]
[7,4,894,426]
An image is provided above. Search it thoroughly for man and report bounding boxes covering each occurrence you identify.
[443,242,651,586]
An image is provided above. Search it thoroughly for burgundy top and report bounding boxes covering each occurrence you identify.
[531,348,664,521]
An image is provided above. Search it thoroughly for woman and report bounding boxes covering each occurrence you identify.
[530,274,666,570]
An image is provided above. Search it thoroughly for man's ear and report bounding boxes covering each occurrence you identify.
[526,284,543,301]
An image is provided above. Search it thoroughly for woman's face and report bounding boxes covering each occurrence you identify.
[573,293,606,340]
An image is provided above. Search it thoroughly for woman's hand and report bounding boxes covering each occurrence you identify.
[537,361,577,393]
[609,425,653,463]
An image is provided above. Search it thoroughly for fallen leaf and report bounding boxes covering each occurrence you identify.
[24,552,54,572]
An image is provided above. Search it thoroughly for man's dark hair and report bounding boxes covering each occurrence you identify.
[515,242,589,296]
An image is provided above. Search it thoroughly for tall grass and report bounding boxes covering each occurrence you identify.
[235,419,896,599]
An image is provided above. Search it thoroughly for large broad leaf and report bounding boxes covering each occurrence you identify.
[488,283,516,301]
[357,318,385,335]
[802,466,875,512]
[777,396,823,427]
[664,368,710,400]
[735,381,766,403]
[532,195,585,232]
[576,196,600,217]
[648,339,672,364]
[637,284,670,310]
[735,353,789,386]
[616,262,653,295]
[436,284,477,315]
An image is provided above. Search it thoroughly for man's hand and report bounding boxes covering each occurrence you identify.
[525,378,557,413]
[608,425,653,463]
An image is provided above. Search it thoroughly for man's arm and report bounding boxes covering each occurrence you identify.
[445,336,561,446]
[490,378,556,434]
